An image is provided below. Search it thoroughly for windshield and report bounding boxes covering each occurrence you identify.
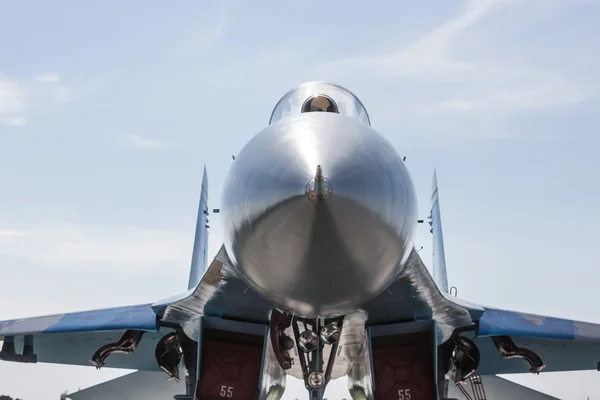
[269,82,371,126]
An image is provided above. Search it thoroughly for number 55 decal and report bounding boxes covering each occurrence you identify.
[398,388,411,400]
[220,385,234,398]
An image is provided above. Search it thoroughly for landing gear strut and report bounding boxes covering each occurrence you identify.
[270,310,344,400]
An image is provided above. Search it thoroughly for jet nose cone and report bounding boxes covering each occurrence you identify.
[221,112,418,317]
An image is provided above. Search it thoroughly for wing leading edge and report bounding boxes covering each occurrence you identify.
[0,303,163,370]
[0,303,157,337]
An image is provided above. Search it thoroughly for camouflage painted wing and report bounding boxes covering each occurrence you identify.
[473,307,600,375]
[0,303,166,370]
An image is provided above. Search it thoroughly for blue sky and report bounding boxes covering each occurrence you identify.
[1,0,599,398]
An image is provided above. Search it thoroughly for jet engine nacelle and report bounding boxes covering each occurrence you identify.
[220,82,418,318]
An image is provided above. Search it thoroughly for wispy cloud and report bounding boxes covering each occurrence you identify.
[0,75,26,125]
[152,6,230,74]
[436,69,591,113]
[121,132,170,149]
[0,72,71,127]
[319,0,504,78]
[0,115,26,126]
[317,0,594,116]
[0,223,190,271]
[35,72,61,83]
[0,228,27,237]
[176,7,229,52]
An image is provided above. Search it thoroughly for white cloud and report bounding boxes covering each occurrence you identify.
[320,0,504,78]
[0,115,26,126]
[0,228,27,237]
[380,0,504,76]
[35,72,61,83]
[169,7,229,58]
[439,100,481,113]
[121,132,170,149]
[0,72,71,127]
[436,69,591,113]
[0,223,190,271]
[488,79,589,109]
[0,75,26,125]
[317,0,593,116]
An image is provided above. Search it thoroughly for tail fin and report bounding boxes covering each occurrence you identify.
[430,169,449,293]
[187,166,209,290]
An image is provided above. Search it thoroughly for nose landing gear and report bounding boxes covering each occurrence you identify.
[269,309,344,400]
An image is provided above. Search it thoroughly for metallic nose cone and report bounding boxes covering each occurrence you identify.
[221,112,418,318]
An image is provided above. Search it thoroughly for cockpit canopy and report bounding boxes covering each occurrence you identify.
[269,82,371,126]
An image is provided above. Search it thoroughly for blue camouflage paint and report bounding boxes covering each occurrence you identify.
[0,303,157,336]
[477,308,600,341]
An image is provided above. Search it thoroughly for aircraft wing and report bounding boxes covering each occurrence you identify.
[67,371,187,400]
[0,167,286,400]
[382,249,600,376]
[0,168,212,372]
[0,248,274,374]
[0,303,157,337]
[447,375,560,399]
[347,170,600,399]
[0,166,273,375]
[473,306,600,375]
[0,303,165,370]
[429,169,600,377]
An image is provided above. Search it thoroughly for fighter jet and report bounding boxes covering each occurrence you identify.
[2,82,600,400]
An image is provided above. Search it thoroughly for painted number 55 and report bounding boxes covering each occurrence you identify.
[220,385,234,398]
[398,388,411,400]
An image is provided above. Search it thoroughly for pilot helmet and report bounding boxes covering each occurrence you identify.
[301,95,339,114]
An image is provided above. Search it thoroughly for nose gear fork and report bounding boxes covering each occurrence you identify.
[269,310,344,400]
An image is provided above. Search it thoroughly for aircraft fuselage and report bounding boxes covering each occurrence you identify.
[220,82,419,318]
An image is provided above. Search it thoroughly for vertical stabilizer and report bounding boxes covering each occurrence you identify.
[430,169,449,293]
[187,166,209,290]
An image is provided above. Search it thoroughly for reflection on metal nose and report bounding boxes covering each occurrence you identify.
[306,164,333,201]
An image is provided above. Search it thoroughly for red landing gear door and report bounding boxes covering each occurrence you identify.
[371,332,436,400]
[195,330,264,400]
